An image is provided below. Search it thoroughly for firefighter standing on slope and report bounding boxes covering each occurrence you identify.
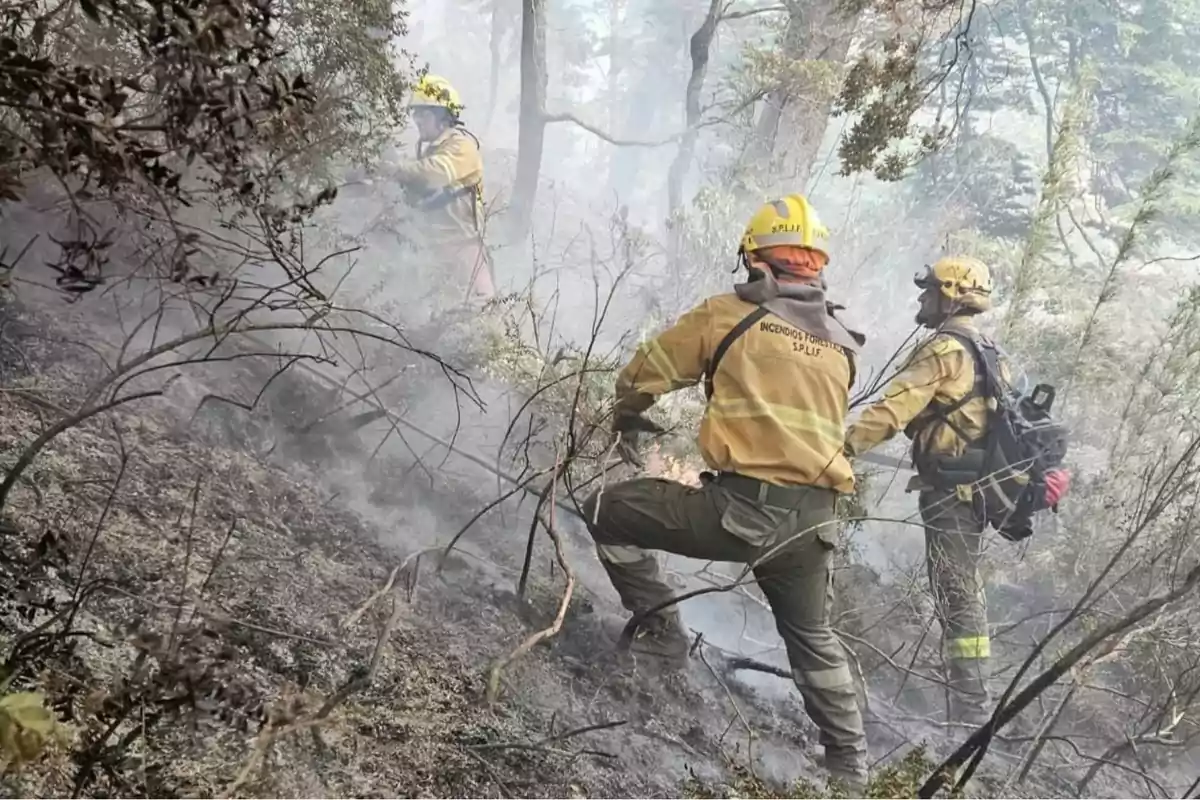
[844,256,1007,727]
[395,74,495,305]
[580,195,870,790]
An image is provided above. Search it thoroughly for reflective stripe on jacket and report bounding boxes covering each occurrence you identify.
[395,127,483,242]
[614,292,856,493]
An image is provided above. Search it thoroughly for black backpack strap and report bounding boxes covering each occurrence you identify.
[941,329,1006,400]
[704,306,770,401]
[913,329,994,448]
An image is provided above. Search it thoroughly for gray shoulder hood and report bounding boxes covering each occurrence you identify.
[734,272,865,355]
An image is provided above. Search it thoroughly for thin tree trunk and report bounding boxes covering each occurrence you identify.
[508,0,547,243]
[484,0,508,134]
[604,0,622,186]
[666,0,721,218]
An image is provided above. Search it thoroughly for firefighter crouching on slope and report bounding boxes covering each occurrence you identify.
[843,256,1006,727]
[580,195,870,789]
[395,74,495,306]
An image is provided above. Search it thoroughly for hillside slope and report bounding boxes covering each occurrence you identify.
[0,295,899,798]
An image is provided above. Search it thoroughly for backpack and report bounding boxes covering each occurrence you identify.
[916,331,1071,542]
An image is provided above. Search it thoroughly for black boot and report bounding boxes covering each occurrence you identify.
[626,606,690,666]
[947,658,991,727]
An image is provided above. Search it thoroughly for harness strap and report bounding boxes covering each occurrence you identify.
[705,306,770,401]
[703,304,858,402]
[910,329,998,469]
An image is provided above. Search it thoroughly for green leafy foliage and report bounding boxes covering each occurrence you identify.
[834,35,928,180]
[1032,0,1200,241]
[0,0,317,203]
[0,0,410,295]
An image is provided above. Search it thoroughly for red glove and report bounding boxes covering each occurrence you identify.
[1044,469,1071,507]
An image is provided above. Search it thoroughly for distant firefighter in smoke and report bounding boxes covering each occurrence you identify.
[394,73,495,307]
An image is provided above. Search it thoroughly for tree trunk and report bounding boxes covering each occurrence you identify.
[666,0,722,218]
[604,0,623,185]
[507,0,547,243]
[484,0,510,135]
[743,0,859,192]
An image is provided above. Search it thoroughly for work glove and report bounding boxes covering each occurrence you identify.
[611,413,665,469]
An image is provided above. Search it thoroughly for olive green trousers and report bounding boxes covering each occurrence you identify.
[919,488,991,723]
[581,476,867,774]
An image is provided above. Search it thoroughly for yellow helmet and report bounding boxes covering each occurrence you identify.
[410,73,463,118]
[740,194,830,258]
[915,256,993,312]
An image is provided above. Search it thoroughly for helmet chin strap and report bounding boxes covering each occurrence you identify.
[737,248,787,280]
[735,247,761,279]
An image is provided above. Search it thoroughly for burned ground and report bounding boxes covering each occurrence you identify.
[0,296,852,798]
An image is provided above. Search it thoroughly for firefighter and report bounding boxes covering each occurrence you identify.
[844,255,1005,727]
[395,73,494,306]
[580,195,870,790]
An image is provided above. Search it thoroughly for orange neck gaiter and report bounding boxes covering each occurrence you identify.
[751,245,827,282]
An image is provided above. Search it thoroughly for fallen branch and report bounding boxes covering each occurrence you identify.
[726,655,790,680]
[0,386,73,417]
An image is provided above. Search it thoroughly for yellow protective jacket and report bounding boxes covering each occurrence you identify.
[844,318,1010,488]
[614,292,858,494]
[394,126,484,243]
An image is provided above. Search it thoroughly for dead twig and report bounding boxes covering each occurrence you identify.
[467,719,627,756]
[0,388,160,511]
[341,546,436,630]
[438,466,555,569]
[223,579,406,796]
[698,638,756,770]
[485,477,574,703]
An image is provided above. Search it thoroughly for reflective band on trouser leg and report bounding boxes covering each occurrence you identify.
[947,635,991,659]
[596,543,651,565]
[792,664,855,690]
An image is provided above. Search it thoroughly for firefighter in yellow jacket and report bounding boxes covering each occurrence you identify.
[580,195,869,789]
[396,74,494,304]
[844,256,1006,727]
